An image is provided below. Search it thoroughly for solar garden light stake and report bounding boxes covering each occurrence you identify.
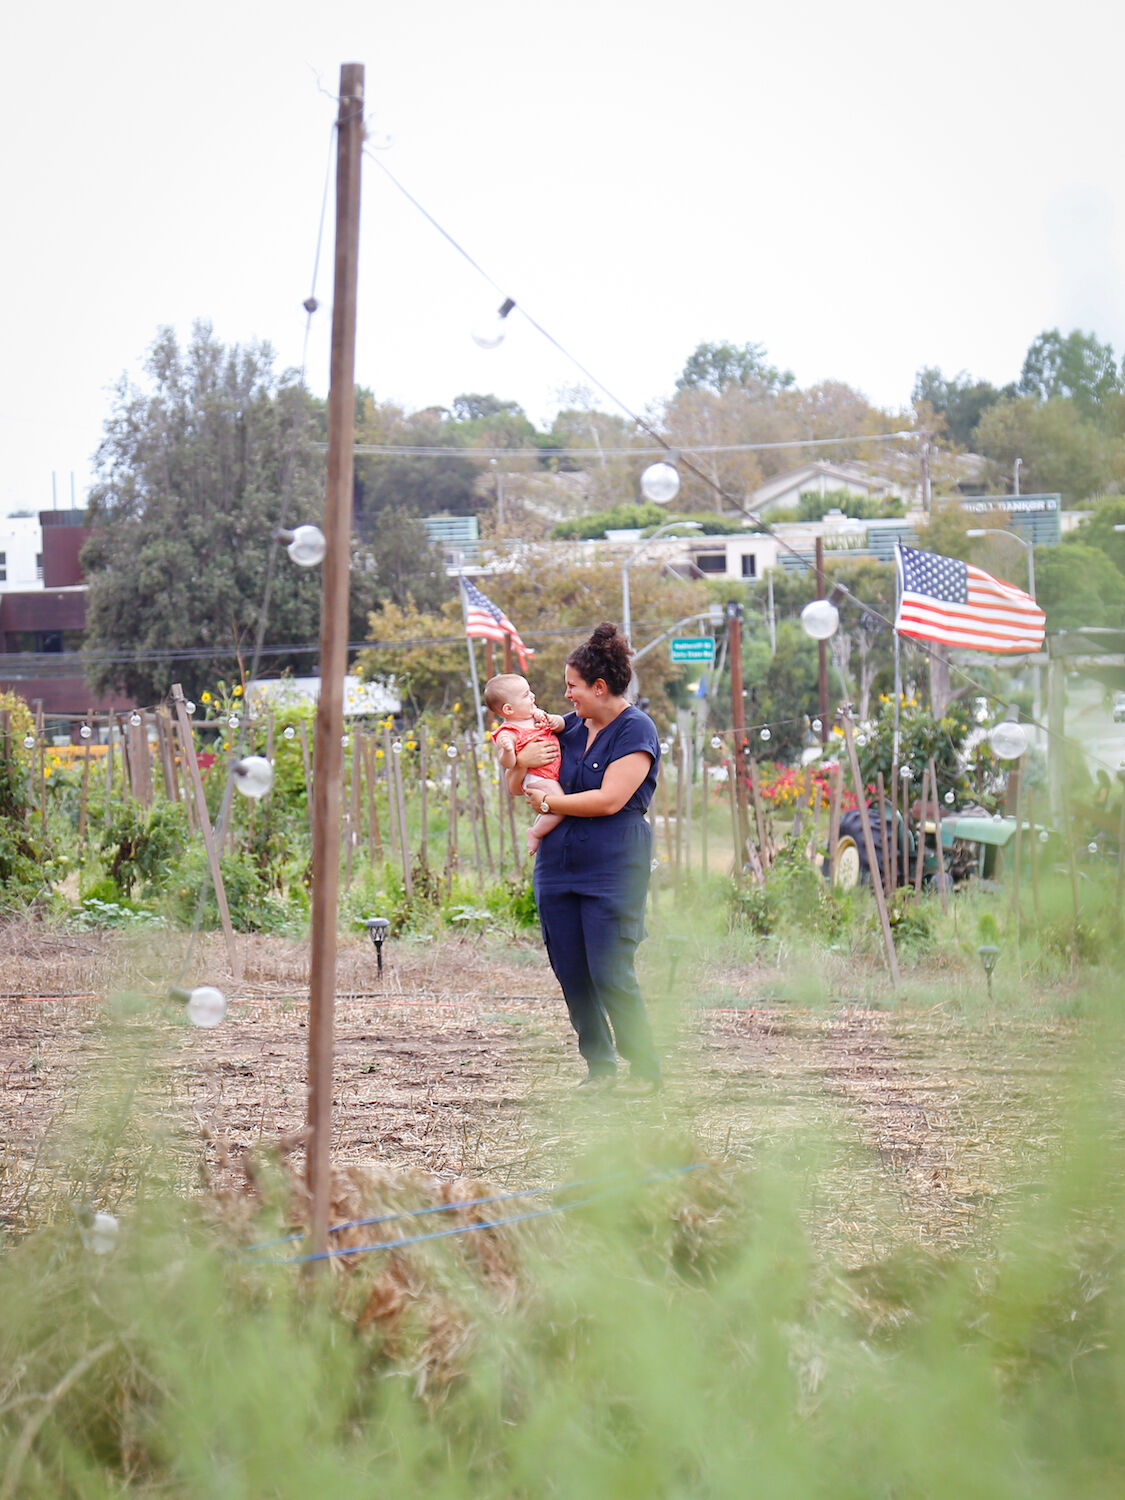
[364,917,391,976]
[976,944,1000,1000]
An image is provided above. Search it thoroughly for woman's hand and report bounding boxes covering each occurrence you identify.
[514,739,558,771]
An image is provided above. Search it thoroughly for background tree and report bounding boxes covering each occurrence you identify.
[911,367,1008,448]
[83,323,377,704]
[1034,544,1125,631]
[972,396,1124,503]
[675,340,795,394]
[1018,328,1121,414]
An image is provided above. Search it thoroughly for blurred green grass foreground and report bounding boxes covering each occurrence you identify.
[2,989,1125,1500]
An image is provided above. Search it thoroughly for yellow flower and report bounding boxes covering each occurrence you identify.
[233,685,243,698]
[201,691,212,704]
[452,702,461,713]
[406,739,416,749]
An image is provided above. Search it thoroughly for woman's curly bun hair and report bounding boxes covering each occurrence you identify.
[567,621,633,696]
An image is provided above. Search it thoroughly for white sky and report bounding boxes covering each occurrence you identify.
[3,0,1124,516]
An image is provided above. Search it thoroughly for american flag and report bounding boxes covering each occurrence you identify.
[895,544,1045,654]
[460,578,535,669]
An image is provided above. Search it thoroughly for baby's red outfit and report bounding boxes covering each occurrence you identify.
[492,719,562,782]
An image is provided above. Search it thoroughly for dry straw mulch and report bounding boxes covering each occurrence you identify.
[0,920,1075,1267]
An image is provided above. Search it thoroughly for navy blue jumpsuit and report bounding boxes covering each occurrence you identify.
[532,705,662,1081]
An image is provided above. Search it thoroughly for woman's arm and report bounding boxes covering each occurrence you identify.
[527,751,651,819]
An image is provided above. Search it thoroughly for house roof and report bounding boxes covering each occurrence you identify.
[750,460,903,511]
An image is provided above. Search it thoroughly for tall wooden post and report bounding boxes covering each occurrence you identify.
[306,61,364,1255]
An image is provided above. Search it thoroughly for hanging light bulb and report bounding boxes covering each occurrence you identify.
[185,701,196,716]
[276,525,327,567]
[856,734,867,747]
[800,599,840,640]
[283,725,296,741]
[989,722,1028,760]
[639,461,681,505]
[471,296,516,349]
[446,745,458,759]
[391,739,402,754]
[233,756,274,799]
[23,733,35,749]
[129,712,142,727]
[900,765,913,781]
[710,735,722,750]
[811,718,823,734]
[78,1208,120,1256]
[186,985,227,1028]
[79,723,92,740]
[342,734,351,749]
[227,715,240,730]
[944,790,955,805]
[760,727,771,742]
[1088,841,1098,855]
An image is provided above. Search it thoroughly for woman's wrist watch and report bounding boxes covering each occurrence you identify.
[539,797,551,813]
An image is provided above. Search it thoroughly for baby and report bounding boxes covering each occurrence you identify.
[485,673,566,854]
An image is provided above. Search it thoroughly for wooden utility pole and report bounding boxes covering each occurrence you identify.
[306,61,364,1255]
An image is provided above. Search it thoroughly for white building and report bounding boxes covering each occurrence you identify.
[0,516,43,590]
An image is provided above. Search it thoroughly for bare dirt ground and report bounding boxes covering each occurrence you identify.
[0,921,1075,1265]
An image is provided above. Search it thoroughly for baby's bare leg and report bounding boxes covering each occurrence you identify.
[523,774,564,853]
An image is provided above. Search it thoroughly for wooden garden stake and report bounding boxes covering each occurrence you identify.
[827,760,843,877]
[446,751,459,888]
[35,703,46,834]
[748,759,768,869]
[725,761,743,886]
[419,734,429,868]
[1059,777,1082,941]
[265,710,275,763]
[1117,779,1125,908]
[171,683,241,981]
[104,706,115,829]
[841,716,900,987]
[466,733,494,878]
[78,720,92,843]
[1027,786,1042,927]
[381,727,398,860]
[876,772,890,897]
[913,763,929,897]
[298,720,313,837]
[392,738,413,899]
[700,757,709,878]
[365,736,383,861]
[344,737,361,888]
[674,743,685,880]
[1011,767,1024,959]
[927,756,948,912]
[659,758,674,869]
[894,762,906,888]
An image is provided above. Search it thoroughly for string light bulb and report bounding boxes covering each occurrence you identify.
[283,726,296,741]
[23,733,35,749]
[186,985,227,1028]
[989,722,1028,760]
[233,756,274,799]
[800,598,840,640]
[276,525,327,567]
[79,723,92,739]
[639,461,681,505]
[78,1208,119,1256]
[472,296,516,349]
[760,728,771,741]
[129,712,142,727]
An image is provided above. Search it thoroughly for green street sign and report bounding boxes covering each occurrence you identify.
[670,636,716,663]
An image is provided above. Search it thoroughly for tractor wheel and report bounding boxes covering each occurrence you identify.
[833,835,862,891]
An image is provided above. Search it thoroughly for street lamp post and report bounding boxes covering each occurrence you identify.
[966,527,1036,601]
[621,521,702,643]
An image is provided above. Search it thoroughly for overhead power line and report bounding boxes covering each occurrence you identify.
[348,431,915,460]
